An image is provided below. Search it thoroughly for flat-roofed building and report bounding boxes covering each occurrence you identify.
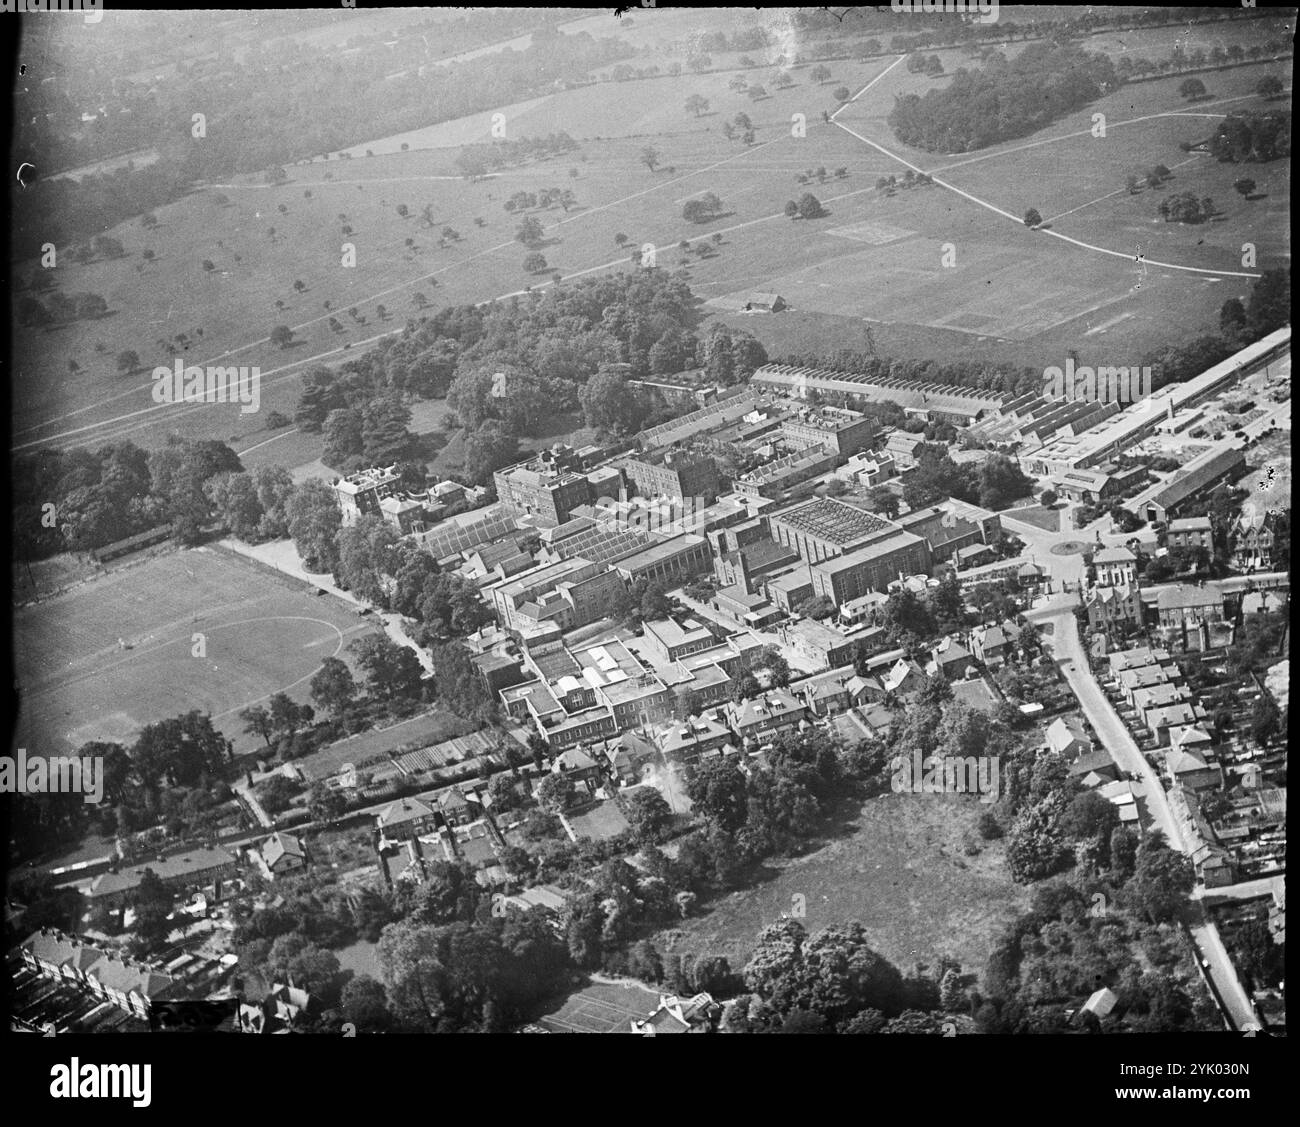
[613,534,711,587]
[808,530,932,604]
[620,450,720,505]
[779,405,877,458]
[487,557,626,640]
[641,618,716,665]
[494,451,594,528]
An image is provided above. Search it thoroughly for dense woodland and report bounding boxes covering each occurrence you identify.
[888,42,1119,154]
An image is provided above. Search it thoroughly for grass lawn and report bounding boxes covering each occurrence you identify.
[566,797,632,843]
[653,792,1030,979]
[13,544,382,755]
[1009,505,1063,533]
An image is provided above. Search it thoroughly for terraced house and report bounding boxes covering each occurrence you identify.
[21,930,181,1019]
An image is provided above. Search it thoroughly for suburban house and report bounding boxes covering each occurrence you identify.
[376,797,438,842]
[660,712,733,764]
[1107,646,1175,675]
[1231,509,1279,571]
[552,746,605,792]
[260,832,307,878]
[927,637,976,680]
[880,657,927,699]
[86,846,239,909]
[1155,584,1226,627]
[1117,663,1175,704]
[1146,702,1207,745]
[1086,584,1143,631]
[968,620,1022,667]
[1046,718,1090,760]
[1166,747,1224,792]
[726,690,808,746]
[602,732,659,785]
[438,788,480,828]
[1092,546,1138,588]
[1131,682,1194,723]
[1067,750,1119,784]
[21,930,180,1019]
[1165,515,1214,552]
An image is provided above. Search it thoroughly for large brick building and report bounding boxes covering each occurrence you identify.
[620,450,720,505]
[494,451,594,528]
[767,498,895,564]
[778,406,876,459]
[809,531,932,604]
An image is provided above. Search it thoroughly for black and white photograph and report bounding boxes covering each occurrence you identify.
[2,0,1291,1085]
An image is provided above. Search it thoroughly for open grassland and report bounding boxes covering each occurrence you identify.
[14,545,380,755]
[654,793,1031,979]
[12,31,1289,465]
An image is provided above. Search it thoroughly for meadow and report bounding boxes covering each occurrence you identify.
[11,21,1289,476]
[653,792,1031,980]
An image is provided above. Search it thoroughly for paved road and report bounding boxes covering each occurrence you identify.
[1035,602,1261,1031]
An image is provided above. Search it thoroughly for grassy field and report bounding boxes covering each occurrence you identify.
[653,793,1030,979]
[14,545,382,755]
[1008,506,1063,533]
[12,21,1289,468]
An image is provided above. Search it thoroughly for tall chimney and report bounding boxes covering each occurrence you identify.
[738,550,754,596]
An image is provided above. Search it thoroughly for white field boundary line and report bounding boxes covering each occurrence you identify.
[1041,152,1206,225]
[19,70,1276,449]
[925,86,1286,176]
[43,167,904,449]
[832,67,1274,280]
[17,140,785,448]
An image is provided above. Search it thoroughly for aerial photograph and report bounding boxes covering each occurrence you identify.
[4,2,1289,1063]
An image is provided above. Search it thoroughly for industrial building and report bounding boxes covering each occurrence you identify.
[751,364,1004,424]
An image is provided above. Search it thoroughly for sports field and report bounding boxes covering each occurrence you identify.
[13,545,380,755]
